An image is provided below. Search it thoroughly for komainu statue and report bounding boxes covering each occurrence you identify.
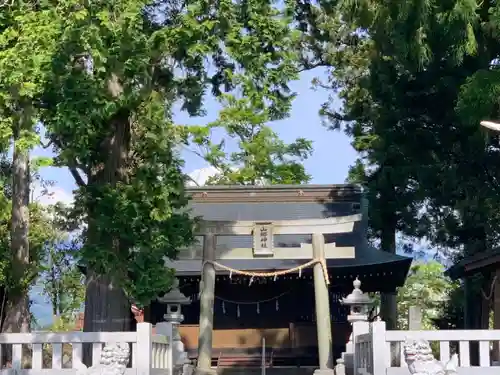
[403,339,458,375]
[75,343,130,375]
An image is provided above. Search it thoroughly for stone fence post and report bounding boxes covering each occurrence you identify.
[408,306,422,330]
[136,323,153,375]
[370,320,387,375]
[335,358,346,375]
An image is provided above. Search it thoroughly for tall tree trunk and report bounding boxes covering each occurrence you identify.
[379,218,397,330]
[82,104,133,364]
[83,272,132,331]
[1,121,31,367]
[83,270,132,365]
[3,123,31,334]
[462,208,488,365]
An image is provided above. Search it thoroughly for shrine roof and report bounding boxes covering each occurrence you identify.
[167,248,412,288]
[176,184,412,288]
[185,184,363,223]
[446,248,500,279]
[167,248,411,273]
[186,184,362,203]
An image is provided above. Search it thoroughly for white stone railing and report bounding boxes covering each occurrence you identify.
[151,325,174,375]
[350,320,500,375]
[354,333,372,374]
[0,322,173,375]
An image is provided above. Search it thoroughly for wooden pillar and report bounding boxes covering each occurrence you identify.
[195,233,217,375]
[464,276,481,366]
[492,268,500,363]
[464,277,471,329]
[312,233,334,375]
[380,292,398,329]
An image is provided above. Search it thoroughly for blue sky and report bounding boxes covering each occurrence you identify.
[30,68,358,326]
[32,69,357,202]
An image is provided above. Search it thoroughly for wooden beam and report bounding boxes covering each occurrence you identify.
[464,254,500,274]
[187,184,362,203]
[176,244,355,260]
[194,214,361,235]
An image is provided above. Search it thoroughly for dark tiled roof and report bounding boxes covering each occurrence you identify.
[187,201,356,221]
[446,248,500,279]
[186,184,362,193]
[186,184,363,203]
[169,251,412,289]
[168,248,412,274]
[177,185,412,287]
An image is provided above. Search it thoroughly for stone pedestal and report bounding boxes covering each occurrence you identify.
[162,306,190,367]
[340,278,373,375]
[408,306,422,330]
[193,368,217,375]
[313,369,335,375]
[157,279,194,375]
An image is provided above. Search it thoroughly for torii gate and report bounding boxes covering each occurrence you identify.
[191,215,361,375]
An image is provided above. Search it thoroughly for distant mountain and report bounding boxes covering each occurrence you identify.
[30,284,52,329]
[185,166,267,186]
[186,166,222,186]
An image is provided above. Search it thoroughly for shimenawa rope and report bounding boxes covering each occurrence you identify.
[202,257,330,285]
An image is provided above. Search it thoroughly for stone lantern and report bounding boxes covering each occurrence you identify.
[340,277,373,323]
[157,278,192,371]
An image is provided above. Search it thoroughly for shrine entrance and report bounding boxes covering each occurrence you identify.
[168,274,352,367]
[154,185,412,375]
[191,216,361,375]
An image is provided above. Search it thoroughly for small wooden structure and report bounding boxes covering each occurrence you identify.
[447,250,500,363]
[447,250,500,330]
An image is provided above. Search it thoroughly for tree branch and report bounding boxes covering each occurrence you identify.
[184,174,200,186]
[51,137,87,187]
[68,166,86,187]
[298,60,329,72]
[40,140,53,149]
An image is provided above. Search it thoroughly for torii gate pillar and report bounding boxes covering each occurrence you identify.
[194,234,217,375]
[312,233,335,375]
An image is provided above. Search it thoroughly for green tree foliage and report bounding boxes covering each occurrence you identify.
[187,94,312,185]
[433,285,466,330]
[397,261,459,330]
[0,2,62,333]
[355,0,500,285]
[37,0,301,332]
[290,0,430,327]
[324,0,500,254]
[290,0,500,327]
[0,180,63,335]
[368,261,461,329]
[40,238,85,323]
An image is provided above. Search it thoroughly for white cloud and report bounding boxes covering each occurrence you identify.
[32,183,74,207]
[186,166,222,186]
[185,166,268,186]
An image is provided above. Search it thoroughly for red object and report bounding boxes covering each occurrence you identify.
[74,312,85,331]
[131,304,144,323]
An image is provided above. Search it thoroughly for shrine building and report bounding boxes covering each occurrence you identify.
[145,184,412,372]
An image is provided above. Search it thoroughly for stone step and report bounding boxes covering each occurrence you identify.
[215,367,316,375]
